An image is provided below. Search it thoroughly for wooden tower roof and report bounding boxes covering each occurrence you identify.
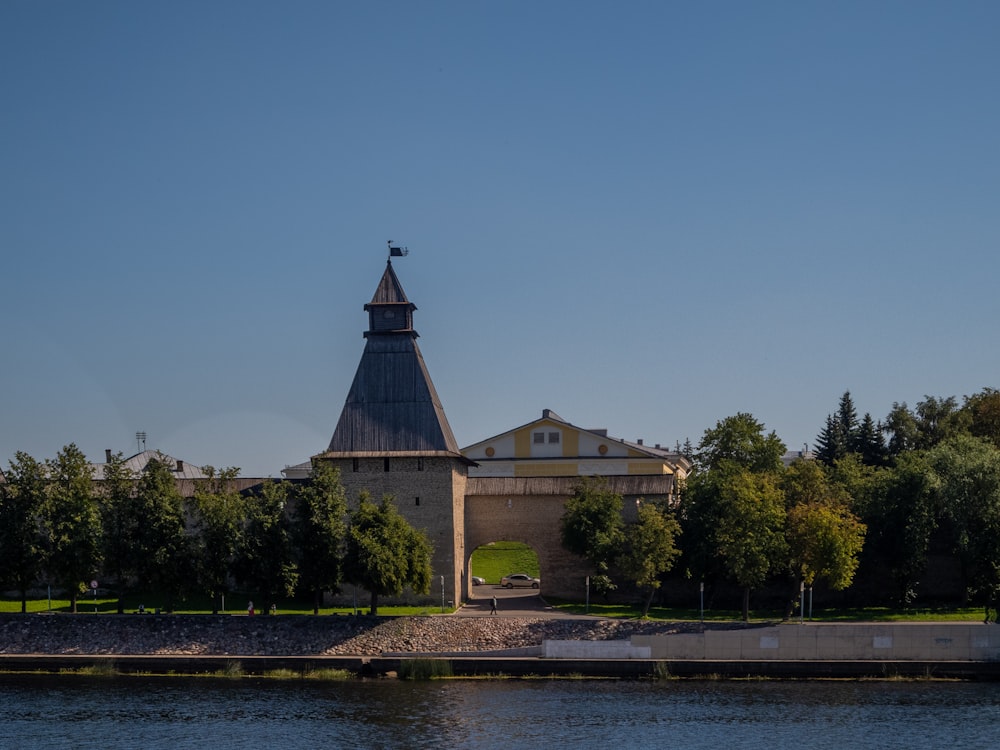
[322,260,465,458]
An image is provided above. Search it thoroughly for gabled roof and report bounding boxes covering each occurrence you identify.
[89,450,208,480]
[462,408,691,478]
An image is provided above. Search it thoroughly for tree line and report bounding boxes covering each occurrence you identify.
[4,386,999,621]
[0,451,432,616]
[562,387,1000,621]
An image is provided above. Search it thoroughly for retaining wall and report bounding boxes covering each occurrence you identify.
[541,623,1000,661]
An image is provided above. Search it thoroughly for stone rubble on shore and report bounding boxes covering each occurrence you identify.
[0,613,716,657]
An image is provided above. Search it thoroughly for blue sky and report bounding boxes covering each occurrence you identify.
[3,1,998,476]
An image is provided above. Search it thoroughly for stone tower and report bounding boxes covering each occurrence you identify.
[316,258,470,608]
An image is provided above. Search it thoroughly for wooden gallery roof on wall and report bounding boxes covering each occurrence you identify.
[465,475,678,498]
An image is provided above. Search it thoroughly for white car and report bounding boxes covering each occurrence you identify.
[500,573,540,589]
[471,576,486,586]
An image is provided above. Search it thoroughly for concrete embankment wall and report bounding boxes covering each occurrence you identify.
[544,623,1000,662]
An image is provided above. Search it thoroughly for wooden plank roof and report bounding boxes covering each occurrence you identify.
[325,261,463,458]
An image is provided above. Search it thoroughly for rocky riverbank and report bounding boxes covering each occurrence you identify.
[0,612,718,657]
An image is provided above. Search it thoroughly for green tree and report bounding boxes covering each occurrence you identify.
[293,461,347,614]
[43,444,102,613]
[816,391,874,465]
[963,387,1000,450]
[617,501,681,617]
[132,455,191,611]
[695,412,786,473]
[191,466,245,614]
[0,452,47,612]
[234,480,298,612]
[782,460,866,615]
[916,395,969,447]
[858,451,937,605]
[927,435,1000,621]
[98,451,138,613]
[814,413,849,465]
[886,395,969,455]
[884,402,920,457]
[853,413,887,467]
[713,465,787,621]
[343,492,433,616]
[560,477,625,597]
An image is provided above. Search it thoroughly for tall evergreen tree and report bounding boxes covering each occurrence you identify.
[815,391,860,465]
[814,413,848,465]
[838,391,859,441]
[853,413,887,466]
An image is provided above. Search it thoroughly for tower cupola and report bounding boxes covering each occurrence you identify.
[364,260,416,338]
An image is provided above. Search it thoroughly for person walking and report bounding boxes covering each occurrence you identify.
[490,595,497,615]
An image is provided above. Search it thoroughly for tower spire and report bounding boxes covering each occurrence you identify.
[325,258,461,456]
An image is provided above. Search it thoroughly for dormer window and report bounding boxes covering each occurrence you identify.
[548,432,560,444]
[533,432,545,444]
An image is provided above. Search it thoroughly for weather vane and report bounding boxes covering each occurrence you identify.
[387,240,409,259]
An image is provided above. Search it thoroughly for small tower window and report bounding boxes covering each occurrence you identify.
[415,496,420,506]
[383,458,390,472]
[417,457,424,471]
[352,458,359,473]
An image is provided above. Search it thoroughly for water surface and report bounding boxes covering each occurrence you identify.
[4,676,996,749]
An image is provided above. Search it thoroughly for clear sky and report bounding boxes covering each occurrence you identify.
[3,1,998,476]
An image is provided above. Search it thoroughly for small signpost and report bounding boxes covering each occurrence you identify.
[91,580,99,613]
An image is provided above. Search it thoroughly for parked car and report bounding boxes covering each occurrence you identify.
[471,576,486,586]
[501,573,540,589]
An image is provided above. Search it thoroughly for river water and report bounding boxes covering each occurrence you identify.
[4,675,998,749]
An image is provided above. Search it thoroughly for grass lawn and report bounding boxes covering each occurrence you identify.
[469,541,540,584]
[546,599,987,623]
[0,593,453,616]
[1,593,985,622]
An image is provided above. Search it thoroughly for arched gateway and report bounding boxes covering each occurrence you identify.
[311,255,689,606]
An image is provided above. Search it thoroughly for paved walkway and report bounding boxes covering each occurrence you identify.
[457,586,591,619]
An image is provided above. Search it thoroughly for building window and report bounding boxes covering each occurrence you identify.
[533,432,545,444]
[383,458,390,472]
[417,457,424,471]
[548,432,560,444]
[415,497,420,506]
[352,458,359,473]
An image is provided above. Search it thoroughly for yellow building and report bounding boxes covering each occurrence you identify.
[463,408,689,487]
